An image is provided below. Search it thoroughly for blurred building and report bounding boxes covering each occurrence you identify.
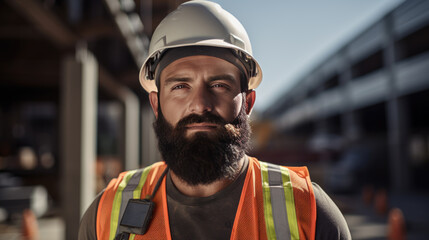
[0,0,185,239]
[263,0,429,194]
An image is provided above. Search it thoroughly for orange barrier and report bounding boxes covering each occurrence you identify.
[388,208,406,240]
[374,189,388,216]
[22,209,39,240]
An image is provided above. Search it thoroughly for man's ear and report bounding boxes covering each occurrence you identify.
[149,91,159,119]
[245,90,256,115]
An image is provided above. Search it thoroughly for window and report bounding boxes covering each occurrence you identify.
[396,24,429,61]
[351,50,384,79]
[323,74,340,90]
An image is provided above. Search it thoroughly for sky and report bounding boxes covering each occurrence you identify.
[210,0,404,112]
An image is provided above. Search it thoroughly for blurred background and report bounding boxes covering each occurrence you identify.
[0,0,428,239]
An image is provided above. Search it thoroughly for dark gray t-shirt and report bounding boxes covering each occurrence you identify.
[78,162,351,240]
[165,159,248,240]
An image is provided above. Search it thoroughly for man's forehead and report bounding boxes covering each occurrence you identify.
[161,55,241,75]
[155,47,247,81]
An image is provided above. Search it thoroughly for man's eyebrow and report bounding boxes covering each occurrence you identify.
[208,74,237,83]
[163,77,191,86]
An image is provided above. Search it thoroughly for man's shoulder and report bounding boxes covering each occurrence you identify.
[312,183,352,239]
[78,191,104,240]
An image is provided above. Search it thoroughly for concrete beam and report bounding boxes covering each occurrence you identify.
[6,0,77,48]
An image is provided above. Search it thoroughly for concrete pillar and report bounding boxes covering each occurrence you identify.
[342,112,361,143]
[384,14,410,192]
[61,46,97,240]
[339,47,361,143]
[120,89,140,170]
[98,68,140,170]
[387,99,409,192]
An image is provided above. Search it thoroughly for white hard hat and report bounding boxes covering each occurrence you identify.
[139,0,262,93]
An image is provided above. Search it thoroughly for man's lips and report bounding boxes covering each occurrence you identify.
[185,122,219,131]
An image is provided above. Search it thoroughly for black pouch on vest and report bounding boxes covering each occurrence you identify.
[119,199,155,235]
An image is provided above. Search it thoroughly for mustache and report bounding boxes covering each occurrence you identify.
[175,112,227,129]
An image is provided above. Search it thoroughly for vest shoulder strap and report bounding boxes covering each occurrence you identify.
[259,161,316,240]
[97,162,166,240]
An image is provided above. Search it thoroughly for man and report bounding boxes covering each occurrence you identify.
[79,1,351,239]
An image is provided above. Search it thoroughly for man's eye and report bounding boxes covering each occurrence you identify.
[212,83,227,88]
[172,84,186,90]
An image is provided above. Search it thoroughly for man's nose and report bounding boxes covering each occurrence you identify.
[188,86,213,114]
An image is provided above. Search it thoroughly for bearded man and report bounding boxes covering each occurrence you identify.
[79,1,351,239]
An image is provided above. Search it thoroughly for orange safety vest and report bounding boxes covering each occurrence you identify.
[97,157,316,240]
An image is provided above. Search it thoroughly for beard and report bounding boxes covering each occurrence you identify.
[153,100,251,185]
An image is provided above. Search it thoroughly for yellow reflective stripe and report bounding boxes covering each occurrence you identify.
[110,170,138,240]
[129,234,136,240]
[281,167,300,240]
[133,166,152,199]
[110,165,154,240]
[260,162,277,239]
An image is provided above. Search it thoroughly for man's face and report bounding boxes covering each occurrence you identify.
[154,55,245,136]
[149,55,256,185]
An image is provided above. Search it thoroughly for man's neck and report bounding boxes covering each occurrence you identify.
[169,156,247,198]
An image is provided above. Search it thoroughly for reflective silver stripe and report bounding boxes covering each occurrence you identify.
[116,170,143,237]
[267,163,291,240]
